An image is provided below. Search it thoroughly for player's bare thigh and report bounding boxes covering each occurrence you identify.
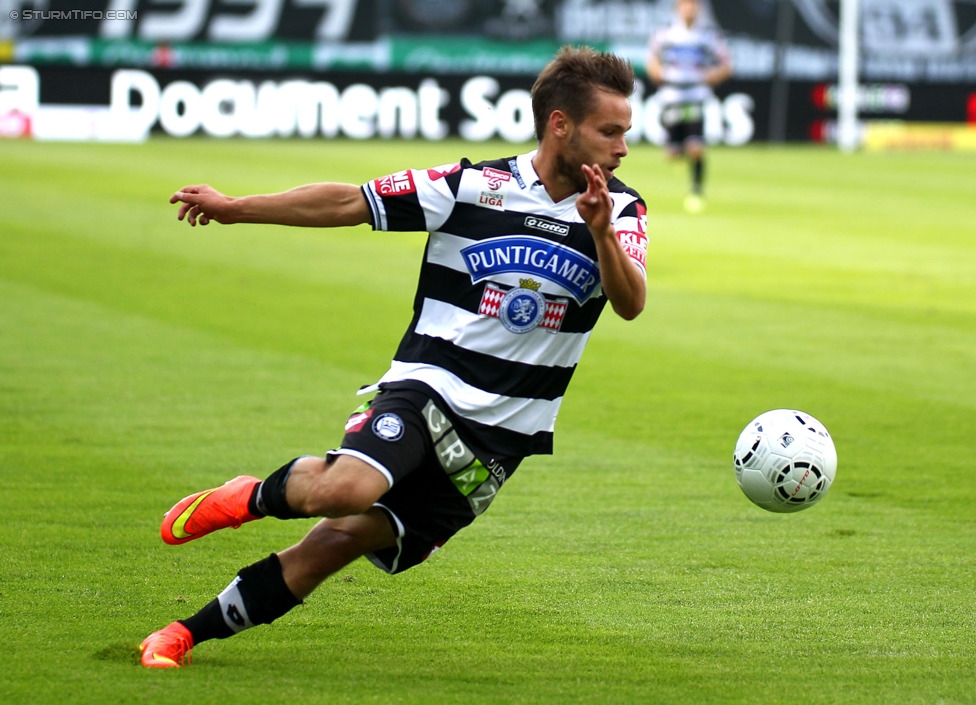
[284,454,391,518]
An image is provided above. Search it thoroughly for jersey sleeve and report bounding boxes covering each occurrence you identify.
[361,163,461,233]
[613,198,649,279]
[648,26,665,58]
[714,30,732,66]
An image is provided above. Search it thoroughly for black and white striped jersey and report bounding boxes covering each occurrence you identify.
[648,18,730,106]
[361,150,647,459]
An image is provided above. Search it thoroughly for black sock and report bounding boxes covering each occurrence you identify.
[248,458,307,520]
[179,600,234,644]
[691,157,704,195]
[180,553,302,645]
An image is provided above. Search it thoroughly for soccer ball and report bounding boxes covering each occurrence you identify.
[733,409,837,513]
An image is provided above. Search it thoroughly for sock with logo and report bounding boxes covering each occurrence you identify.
[179,553,302,645]
[247,458,308,520]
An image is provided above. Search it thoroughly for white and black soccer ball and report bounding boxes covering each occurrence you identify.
[733,409,837,513]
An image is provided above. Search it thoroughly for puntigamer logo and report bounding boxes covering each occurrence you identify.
[461,236,599,304]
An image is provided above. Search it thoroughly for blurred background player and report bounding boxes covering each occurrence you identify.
[646,0,732,213]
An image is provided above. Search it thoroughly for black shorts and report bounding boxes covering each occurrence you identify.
[660,102,705,150]
[329,385,520,574]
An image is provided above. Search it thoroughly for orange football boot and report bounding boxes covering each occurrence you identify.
[160,475,262,545]
[140,622,194,668]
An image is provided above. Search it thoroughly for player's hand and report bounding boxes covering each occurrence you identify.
[646,63,664,85]
[704,65,731,87]
[576,164,613,237]
[170,184,236,227]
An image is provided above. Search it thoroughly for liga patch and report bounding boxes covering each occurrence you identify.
[478,282,568,334]
[374,170,416,197]
[478,191,505,211]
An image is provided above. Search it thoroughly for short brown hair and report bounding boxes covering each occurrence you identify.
[531,45,635,141]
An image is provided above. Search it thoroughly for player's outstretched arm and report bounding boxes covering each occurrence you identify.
[577,164,646,321]
[645,53,664,85]
[170,183,371,228]
[705,59,733,87]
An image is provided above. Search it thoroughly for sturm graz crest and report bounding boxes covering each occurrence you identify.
[372,413,405,442]
[499,278,546,334]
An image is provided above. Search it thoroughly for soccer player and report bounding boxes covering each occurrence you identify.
[646,0,732,213]
[140,45,648,668]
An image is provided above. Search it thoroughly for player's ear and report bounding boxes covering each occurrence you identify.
[548,110,571,139]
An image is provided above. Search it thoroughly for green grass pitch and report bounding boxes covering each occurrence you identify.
[1,136,974,704]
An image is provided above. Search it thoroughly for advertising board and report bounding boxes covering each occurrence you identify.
[3,1,975,143]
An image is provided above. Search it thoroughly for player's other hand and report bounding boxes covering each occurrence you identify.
[170,184,235,226]
[576,164,613,236]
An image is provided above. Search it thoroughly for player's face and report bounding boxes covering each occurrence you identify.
[677,0,698,25]
[556,89,632,192]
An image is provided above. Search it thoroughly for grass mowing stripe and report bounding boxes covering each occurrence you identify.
[0,223,410,377]
[564,330,976,511]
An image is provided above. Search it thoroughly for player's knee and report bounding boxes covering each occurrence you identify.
[299,516,387,560]
[295,524,363,573]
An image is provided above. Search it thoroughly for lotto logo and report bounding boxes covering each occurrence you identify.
[225,604,246,628]
[524,216,570,237]
[374,170,416,196]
